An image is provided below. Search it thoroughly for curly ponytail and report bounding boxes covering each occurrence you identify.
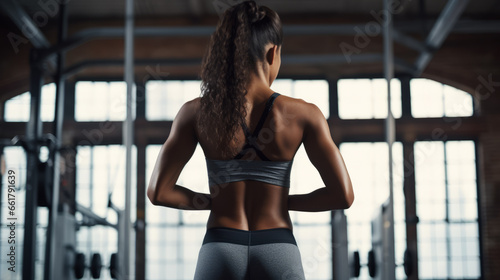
[198,1,283,158]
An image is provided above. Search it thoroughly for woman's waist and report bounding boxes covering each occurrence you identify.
[201,225,297,246]
[206,210,293,232]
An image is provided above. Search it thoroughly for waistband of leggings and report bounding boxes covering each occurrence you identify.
[202,227,297,246]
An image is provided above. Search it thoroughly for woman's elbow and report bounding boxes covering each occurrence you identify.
[147,186,158,205]
[344,192,354,209]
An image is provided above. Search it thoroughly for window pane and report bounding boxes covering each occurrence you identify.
[293,80,329,118]
[411,78,474,118]
[411,79,444,117]
[338,78,401,119]
[446,141,478,223]
[443,84,474,117]
[146,80,200,120]
[271,79,293,95]
[4,83,55,122]
[415,142,446,221]
[75,81,134,121]
[273,79,329,119]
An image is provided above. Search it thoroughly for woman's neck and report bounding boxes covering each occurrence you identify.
[246,72,275,102]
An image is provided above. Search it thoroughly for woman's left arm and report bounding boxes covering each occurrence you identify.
[147,98,211,210]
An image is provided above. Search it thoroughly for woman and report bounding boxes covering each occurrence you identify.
[147,1,354,279]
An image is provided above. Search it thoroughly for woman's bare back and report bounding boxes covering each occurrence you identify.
[196,93,307,230]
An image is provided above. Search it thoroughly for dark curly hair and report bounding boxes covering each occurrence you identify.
[197,0,283,158]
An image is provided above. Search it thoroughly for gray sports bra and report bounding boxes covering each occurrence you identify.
[205,92,293,188]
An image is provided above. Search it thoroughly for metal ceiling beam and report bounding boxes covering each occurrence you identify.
[452,20,500,33]
[62,54,417,78]
[414,0,470,76]
[38,19,499,64]
[0,0,56,70]
[0,0,50,48]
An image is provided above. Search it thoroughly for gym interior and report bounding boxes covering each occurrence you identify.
[0,0,499,279]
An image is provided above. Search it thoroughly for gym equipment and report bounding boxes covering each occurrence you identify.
[349,250,377,278]
[351,251,361,277]
[91,253,102,278]
[74,252,85,279]
[403,249,412,276]
[110,253,118,279]
[367,250,376,277]
[370,200,394,280]
[37,159,53,207]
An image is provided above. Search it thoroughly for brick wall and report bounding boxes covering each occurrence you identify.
[478,89,500,279]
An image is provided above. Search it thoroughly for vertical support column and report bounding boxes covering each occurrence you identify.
[331,210,349,280]
[403,141,419,279]
[23,49,44,280]
[400,76,412,118]
[328,79,339,119]
[136,81,146,120]
[63,81,75,121]
[135,141,146,280]
[44,2,68,279]
[121,0,135,278]
[0,100,5,121]
[0,146,3,252]
[328,79,342,279]
[383,0,396,279]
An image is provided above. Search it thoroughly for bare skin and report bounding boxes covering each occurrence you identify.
[147,44,354,231]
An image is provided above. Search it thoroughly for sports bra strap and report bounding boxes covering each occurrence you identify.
[245,92,280,138]
[234,92,280,161]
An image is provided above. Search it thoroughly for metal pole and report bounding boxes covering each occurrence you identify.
[0,147,3,261]
[331,210,349,280]
[121,0,135,278]
[44,2,67,279]
[383,0,396,279]
[76,203,117,228]
[22,50,44,280]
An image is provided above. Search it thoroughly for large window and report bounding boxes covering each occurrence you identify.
[415,141,480,279]
[337,77,479,279]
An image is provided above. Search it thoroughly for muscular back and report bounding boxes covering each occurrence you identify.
[195,94,313,231]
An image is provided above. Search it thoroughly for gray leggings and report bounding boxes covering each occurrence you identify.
[194,227,306,280]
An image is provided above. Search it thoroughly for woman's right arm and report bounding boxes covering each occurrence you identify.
[288,103,354,212]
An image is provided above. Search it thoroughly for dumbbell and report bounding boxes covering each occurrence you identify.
[73,252,102,279]
[351,249,413,278]
[350,250,376,278]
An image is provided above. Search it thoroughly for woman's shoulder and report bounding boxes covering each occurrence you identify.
[172,97,201,125]
[273,94,323,124]
[180,97,202,115]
